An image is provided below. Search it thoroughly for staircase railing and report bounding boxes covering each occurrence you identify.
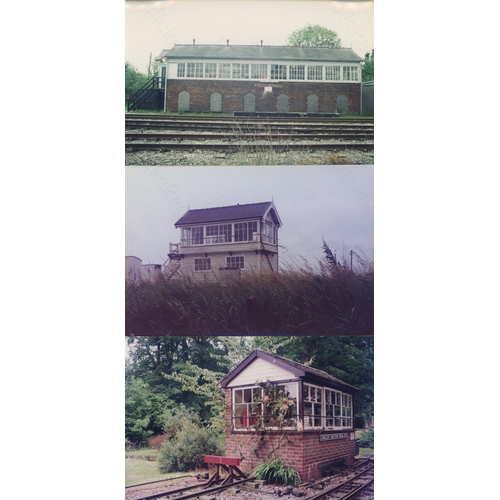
[127,77,165,111]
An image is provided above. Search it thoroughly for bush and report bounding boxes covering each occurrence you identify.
[252,458,301,486]
[358,428,374,448]
[158,406,224,473]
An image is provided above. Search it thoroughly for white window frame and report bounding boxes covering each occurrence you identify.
[232,383,298,431]
[226,255,244,269]
[194,257,211,271]
[303,383,353,430]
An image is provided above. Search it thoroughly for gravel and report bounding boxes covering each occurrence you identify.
[125,148,374,166]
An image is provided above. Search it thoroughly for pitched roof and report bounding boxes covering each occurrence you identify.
[219,349,358,392]
[157,44,362,63]
[175,201,282,227]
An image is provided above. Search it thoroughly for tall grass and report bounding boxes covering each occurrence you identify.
[125,262,373,336]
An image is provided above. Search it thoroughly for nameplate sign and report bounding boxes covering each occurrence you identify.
[319,433,348,442]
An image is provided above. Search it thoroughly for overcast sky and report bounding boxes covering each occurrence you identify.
[125,0,374,73]
[125,165,373,269]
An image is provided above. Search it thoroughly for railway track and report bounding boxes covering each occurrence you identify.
[125,114,373,153]
[126,458,374,500]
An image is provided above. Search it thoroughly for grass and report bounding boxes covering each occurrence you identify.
[126,262,373,336]
[355,428,374,457]
[125,448,160,460]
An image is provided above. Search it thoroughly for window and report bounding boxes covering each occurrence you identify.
[194,258,211,271]
[233,387,262,429]
[205,63,217,78]
[187,62,203,78]
[205,224,231,243]
[325,389,342,428]
[303,384,322,428]
[307,65,323,80]
[177,63,186,78]
[271,64,287,80]
[232,63,249,79]
[227,256,244,269]
[251,64,268,79]
[232,383,298,430]
[262,220,276,244]
[234,221,258,242]
[219,63,231,78]
[325,65,341,81]
[182,226,203,246]
[289,65,305,80]
[343,66,359,81]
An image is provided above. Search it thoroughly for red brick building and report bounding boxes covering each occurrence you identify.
[219,350,358,482]
[156,44,363,115]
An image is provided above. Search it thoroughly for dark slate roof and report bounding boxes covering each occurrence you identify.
[219,349,358,392]
[175,202,282,227]
[157,45,362,63]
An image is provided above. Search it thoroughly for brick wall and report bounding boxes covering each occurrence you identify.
[166,80,361,114]
[223,388,356,482]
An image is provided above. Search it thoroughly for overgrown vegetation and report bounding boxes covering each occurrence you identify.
[158,405,224,473]
[126,260,373,336]
[253,457,301,486]
[357,428,374,449]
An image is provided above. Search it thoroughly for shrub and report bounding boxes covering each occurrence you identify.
[252,458,301,486]
[158,405,224,473]
[358,428,374,448]
[147,435,167,450]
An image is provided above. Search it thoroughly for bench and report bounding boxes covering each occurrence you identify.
[204,455,247,486]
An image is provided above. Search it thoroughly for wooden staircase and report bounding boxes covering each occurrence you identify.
[162,258,181,280]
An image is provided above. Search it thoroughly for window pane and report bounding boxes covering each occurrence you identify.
[219,63,231,78]
[205,63,217,78]
[251,64,267,79]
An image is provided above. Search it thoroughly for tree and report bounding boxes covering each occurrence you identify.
[287,24,341,48]
[362,49,374,82]
[125,61,149,102]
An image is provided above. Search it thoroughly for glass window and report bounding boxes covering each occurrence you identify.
[271,64,287,80]
[177,63,186,78]
[307,65,323,80]
[325,66,341,81]
[233,387,262,429]
[232,63,249,79]
[251,64,268,79]
[289,65,305,80]
[234,222,248,242]
[194,258,211,271]
[227,256,244,269]
[219,63,231,78]
[205,63,217,78]
[187,63,203,78]
[343,66,359,81]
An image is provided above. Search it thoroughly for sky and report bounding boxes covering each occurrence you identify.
[125,165,373,269]
[125,0,374,73]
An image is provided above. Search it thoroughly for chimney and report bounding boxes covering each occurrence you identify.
[226,39,229,46]
[260,40,263,47]
[193,39,195,45]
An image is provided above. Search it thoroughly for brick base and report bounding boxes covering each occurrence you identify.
[166,80,361,115]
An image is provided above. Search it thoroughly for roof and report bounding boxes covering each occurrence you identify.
[175,201,282,227]
[219,349,358,392]
[157,44,362,63]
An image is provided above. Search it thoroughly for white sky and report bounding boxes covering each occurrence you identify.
[126,0,374,73]
[126,165,374,268]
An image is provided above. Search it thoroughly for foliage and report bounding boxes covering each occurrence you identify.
[158,405,224,473]
[357,428,374,448]
[125,377,166,445]
[252,382,297,431]
[362,50,374,82]
[125,264,374,335]
[287,24,341,48]
[252,457,301,486]
[125,61,149,102]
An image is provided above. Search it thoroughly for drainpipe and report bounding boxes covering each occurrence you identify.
[163,58,168,113]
